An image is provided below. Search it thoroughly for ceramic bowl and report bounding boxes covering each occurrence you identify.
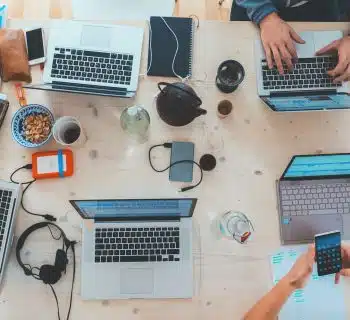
[11,104,54,148]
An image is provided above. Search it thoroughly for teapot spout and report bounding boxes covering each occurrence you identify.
[196,108,207,116]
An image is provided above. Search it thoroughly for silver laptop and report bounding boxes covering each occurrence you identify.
[25,20,144,98]
[255,30,350,112]
[70,198,197,300]
[277,154,350,245]
[0,180,22,285]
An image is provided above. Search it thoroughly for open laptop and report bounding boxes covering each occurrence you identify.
[0,180,21,286]
[277,154,350,245]
[255,31,350,112]
[70,198,197,300]
[25,20,144,98]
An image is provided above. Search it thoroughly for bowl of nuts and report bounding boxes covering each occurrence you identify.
[11,104,54,148]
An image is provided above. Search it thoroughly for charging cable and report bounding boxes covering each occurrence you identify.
[10,164,56,221]
[148,143,203,192]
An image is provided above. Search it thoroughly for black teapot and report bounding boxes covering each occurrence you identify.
[156,82,207,127]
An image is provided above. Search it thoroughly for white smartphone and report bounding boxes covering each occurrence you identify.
[25,28,46,66]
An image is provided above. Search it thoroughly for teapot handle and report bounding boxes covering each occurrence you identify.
[158,82,171,93]
[157,82,202,106]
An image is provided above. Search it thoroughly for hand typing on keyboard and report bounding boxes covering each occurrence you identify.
[260,12,305,75]
[316,36,350,83]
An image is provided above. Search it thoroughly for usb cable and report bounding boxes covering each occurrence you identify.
[148,143,203,192]
[10,164,56,221]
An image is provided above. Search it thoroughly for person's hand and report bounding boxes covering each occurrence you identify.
[335,243,350,284]
[260,12,305,75]
[316,36,350,83]
[284,245,315,289]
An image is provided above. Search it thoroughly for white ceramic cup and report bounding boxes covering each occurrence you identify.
[53,116,86,147]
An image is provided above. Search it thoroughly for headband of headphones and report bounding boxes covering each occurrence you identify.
[16,222,72,277]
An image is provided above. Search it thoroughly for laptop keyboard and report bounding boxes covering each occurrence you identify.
[280,183,350,216]
[262,56,342,91]
[50,47,133,86]
[0,190,12,250]
[94,226,180,263]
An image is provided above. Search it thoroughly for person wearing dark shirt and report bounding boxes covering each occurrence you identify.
[232,0,350,80]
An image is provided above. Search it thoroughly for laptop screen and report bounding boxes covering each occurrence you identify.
[70,198,197,219]
[283,154,350,179]
[263,94,350,111]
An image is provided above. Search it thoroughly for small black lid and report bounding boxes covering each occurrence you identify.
[200,154,217,171]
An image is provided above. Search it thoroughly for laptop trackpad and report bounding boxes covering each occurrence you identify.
[120,268,154,294]
[286,215,342,242]
[81,25,112,48]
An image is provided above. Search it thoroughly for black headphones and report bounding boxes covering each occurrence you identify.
[16,222,76,320]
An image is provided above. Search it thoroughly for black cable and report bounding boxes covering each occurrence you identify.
[148,143,203,192]
[49,284,61,320]
[66,242,76,320]
[10,164,56,221]
[10,164,34,184]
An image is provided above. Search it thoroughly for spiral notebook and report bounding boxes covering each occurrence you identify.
[147,16,194,78]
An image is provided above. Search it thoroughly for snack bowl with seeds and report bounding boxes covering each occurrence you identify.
[11,104,54,148]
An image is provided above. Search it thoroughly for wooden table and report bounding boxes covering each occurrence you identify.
[0,19,350,320]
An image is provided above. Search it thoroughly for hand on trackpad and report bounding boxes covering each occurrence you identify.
[120,268,154,294]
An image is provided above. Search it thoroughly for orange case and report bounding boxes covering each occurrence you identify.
[32,149,74,179]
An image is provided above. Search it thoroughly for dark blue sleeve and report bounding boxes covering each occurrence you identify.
[235,0,277,24]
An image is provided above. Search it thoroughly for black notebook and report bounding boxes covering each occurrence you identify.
[147,16,194,78]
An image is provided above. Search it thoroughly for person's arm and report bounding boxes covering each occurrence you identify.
[235,0,277,25]
[243,277,294,320]
[244,246,315,320]
[236,0,305,75]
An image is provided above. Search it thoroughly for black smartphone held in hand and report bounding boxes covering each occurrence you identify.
[169,141,194,183]
[315,230,342,276]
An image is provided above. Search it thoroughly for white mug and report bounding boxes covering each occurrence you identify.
[53,116,86,147]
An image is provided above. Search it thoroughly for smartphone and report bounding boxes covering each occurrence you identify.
[315,230,342,276]
[169,141,194,183]
[25,28,46,66]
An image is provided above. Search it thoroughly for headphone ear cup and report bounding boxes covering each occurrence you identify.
[39,265,62,285]
[55,249,68,272]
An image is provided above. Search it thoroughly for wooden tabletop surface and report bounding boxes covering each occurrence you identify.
[0,19,350,320]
